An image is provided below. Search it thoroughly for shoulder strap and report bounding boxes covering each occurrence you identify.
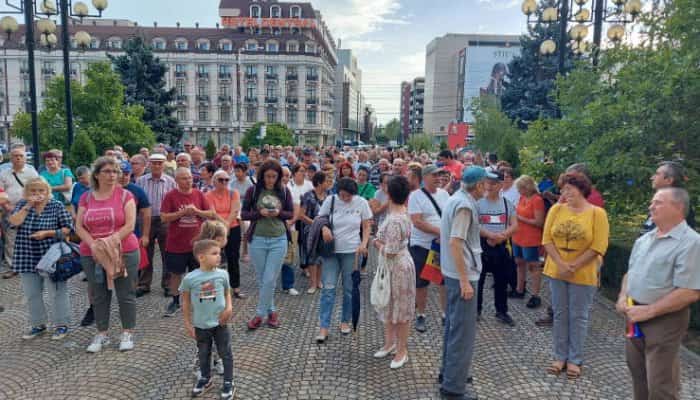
[503,197,509,224]
[421,188,441,217]
[329,195,335,228]
[12,172,24,188]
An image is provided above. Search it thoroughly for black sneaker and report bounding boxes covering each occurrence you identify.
[80,306,95,327]
[163,301,180,317]
[415,315,427,333]
[135,288,150,298]
[192,377,213,397]
[526,296,542,309]
[508,290,525,299]
[495,312,515,327]
[220,381,236,399]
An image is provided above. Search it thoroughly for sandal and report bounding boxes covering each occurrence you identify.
[546,361,567,376]
[566,363,582,380]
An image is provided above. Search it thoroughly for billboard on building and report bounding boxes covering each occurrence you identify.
[447,122,469,150]
[458,41,520,123]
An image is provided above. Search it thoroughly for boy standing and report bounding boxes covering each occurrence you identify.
[181,240,235,399]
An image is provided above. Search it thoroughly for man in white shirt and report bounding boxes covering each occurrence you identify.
[408,165,450,332]
[0,143,38,277]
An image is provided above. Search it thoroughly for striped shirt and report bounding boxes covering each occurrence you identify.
[136,173,176,217]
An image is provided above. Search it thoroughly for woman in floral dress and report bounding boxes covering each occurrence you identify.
[372,175,415,370]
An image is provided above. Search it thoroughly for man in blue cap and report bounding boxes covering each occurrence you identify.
[439,165,495,400]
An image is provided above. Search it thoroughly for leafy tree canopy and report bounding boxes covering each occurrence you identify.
[471,95,522,171]
[240,122,295,151]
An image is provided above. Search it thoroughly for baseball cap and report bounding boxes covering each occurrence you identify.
[120,160,132,174]
[422,165,443,176]
[149,153,167,161]
[461,166,497,184]
[486,169,505,182]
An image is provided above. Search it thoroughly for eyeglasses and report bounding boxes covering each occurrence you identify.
[100,169,119,175]
[217,178,230,183]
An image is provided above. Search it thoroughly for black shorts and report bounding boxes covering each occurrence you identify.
[410,245,432,289]
[165,251,198,275]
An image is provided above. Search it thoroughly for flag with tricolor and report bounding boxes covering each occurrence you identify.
[419,239,443,285]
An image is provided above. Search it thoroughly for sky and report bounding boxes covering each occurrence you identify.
[95,0,529,124]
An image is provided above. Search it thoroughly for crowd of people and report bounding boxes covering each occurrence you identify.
[0,141,697,400]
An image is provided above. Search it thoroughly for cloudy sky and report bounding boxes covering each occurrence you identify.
[102,0,528,124]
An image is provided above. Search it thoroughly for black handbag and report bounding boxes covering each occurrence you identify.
[317,196,336,258]
[51,242,82,282]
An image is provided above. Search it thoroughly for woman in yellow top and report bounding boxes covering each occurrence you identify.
[542,172,609,380]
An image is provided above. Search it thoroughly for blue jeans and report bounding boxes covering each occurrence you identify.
[549,278,597,365]
[440,277,478,395]
[281,264,295,290]
[249,235,287,317]
[319,252,356,329]
[20,272,71,328]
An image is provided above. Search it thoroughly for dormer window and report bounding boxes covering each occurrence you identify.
[175,39,188,50]
[290,5,302,18]
[107,37,122,49]
[287,41,299,52]
[219,40,232,51]
[266,41,279,52]
[152,38,166,50]
[89,38,100,49]
[250,5,261,18]
[246,40,259,51]
[270,5,281,18]
[305,42,316,53]
[197,40,210,50]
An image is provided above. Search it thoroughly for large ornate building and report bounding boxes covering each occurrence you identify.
[0,0,338,147]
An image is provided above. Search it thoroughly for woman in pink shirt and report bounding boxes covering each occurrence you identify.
[75,157,139,354]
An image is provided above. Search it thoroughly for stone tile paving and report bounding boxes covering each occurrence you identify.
[0,257,699,400]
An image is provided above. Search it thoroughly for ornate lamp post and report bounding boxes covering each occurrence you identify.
[521,0,642,72]
[1,0,108,166]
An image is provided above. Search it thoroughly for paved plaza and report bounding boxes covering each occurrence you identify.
[0,255,699,400]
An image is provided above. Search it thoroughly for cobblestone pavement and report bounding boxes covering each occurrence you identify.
[0,254,699,400]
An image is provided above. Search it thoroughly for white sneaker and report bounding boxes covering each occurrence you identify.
[86,334,110,353]
[306,287,317,294]
[287,288,300,296]
[119,332,134,352]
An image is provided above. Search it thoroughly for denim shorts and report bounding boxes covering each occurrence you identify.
[512,244,540,262]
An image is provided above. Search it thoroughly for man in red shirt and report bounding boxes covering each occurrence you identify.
[160,167,217,317]
[438,150,464,181]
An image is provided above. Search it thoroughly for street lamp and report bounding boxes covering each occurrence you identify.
[0,0,108,167]
[522,0,642,71]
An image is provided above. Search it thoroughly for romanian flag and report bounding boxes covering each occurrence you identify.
[419,239,443,285]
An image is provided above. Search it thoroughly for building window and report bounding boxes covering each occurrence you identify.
[305,42,316,53]
[176,80,186,96]
[245,65,257,75]
[307,66,318,78]
[246,107,256,122]
[198,108,208,121]
[89,38,100,49]
[286,41,298,52]
[220,107,231,122]
[176,109,187,120]
[108,38,122,49]
[197,64,208,74]
[306,85,317,99]
[266,86,277,98]
[246,40,259,51]
[287,109,297,124]
[306,109,316,124]
[290,6,301,18]
[266,41,278,52]
[272,28,281,36]
[270,5,281,18]
[219,64,231,74]
[176,39,188,50]
[265,65,276,75]
[220,84,231,97]
[153,39,166,49]
[266,108,276,123]
[197,40,210,50]
[246,84,256,99]
[219,40,232,51]
[197,81,208,96]
[250,5,261,18]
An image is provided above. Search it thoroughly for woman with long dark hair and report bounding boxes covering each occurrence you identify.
[241,160,294,330]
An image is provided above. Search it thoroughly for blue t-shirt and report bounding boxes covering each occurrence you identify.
[234,154,250,165]
[125,183,151,238]
[71,182,91,210]
[179,268,230,329]
[40,168,73,203]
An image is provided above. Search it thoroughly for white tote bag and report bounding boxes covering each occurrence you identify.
[370,251,391,309]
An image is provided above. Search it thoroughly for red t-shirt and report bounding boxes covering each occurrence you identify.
[587,187,605,208]
[161,188,211,253]
[513,194,545,247]
[79,186,139,256]
[443,160,464,180]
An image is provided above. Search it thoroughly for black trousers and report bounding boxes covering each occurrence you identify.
[477,240,510,315]
[224,226,242,289]
[138,216,169,291]
[196,325,234,382]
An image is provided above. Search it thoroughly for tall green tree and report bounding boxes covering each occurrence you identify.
[382,118,401,141]
[11,62,155,164]
[471,95,522,170]
[111,37,182,145]
[501,0,575,129]
[240,122,295,151]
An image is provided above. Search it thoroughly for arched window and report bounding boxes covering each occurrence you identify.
[246,40,259,51]
[219,40,232,51]
[290,5,302,18]
[196,39,210,51]
[152,38,166,50]
[270,5,281,18]
[250,5,261,18]
[175,38,188,50]
[266,40,279,53]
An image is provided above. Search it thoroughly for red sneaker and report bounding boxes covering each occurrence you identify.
[267,312,280,328]
[247,316,263,330]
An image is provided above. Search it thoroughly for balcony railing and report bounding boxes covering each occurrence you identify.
[286,73,298,81]
[245,73,257,81]
[41,68,55,75]
[176,95,188,102]
[306,75,318,81]
[175,72,187,78]
[265,97,278,104]
[306,98,318,105]
[196,95,210,102]
[265,73,278,80]
[285,97,298,104]
[218,95,232,103]
[218,72,231,80]
[244,96,257,103]
[197,72,209,79]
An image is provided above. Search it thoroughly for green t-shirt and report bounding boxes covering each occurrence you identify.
[254,189,286,237]
[40,168,72,204]
[357,182,376,201]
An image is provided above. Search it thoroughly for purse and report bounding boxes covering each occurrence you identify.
[317,196,336,258]
[284,230,298,265]
[51,241,82,282]
[370,249,391,308]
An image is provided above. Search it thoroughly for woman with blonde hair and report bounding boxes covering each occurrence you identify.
[511,175,546,308]
[9,177,73,340]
